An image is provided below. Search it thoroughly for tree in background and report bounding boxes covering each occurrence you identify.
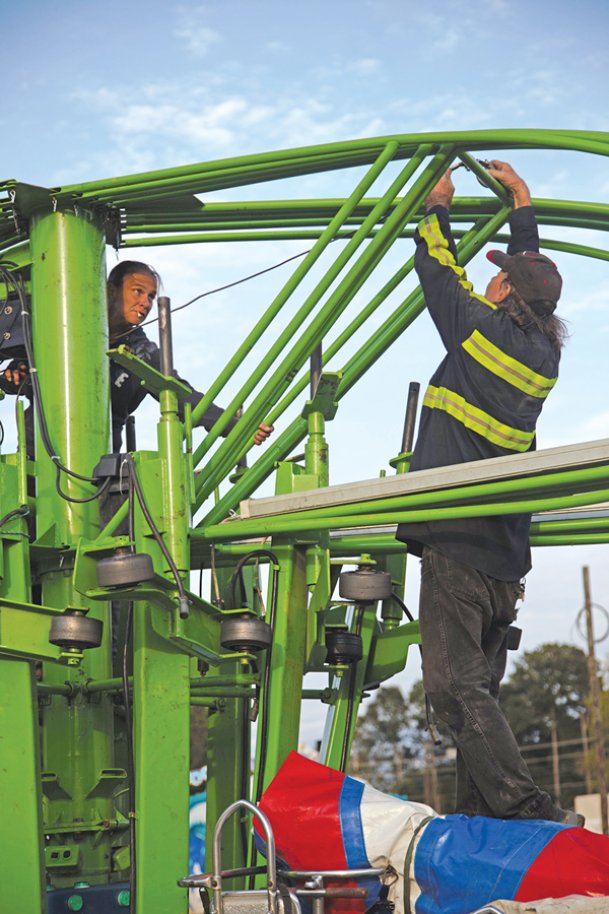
[579,685,609,793]
[499,643,589,808]
[351,643,596,812]
[350,686,413,793]
[350,682,454,810]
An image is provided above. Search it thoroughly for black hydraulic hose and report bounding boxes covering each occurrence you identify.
[122,600,136,914]
[0,505,29,528]
[389,590,415,624]
[339,605,365,773]
[229,549,279,612]
[125,455,190,618]
[0,263,106,504]
[124,471,136,914]
[239,669,252,864]
[229,550,280,886]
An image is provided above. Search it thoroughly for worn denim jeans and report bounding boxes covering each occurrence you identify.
[419,546,560,820]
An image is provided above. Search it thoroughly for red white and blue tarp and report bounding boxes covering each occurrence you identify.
[257,752,609,914]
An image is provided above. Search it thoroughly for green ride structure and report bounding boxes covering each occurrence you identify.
[1,129,608,913]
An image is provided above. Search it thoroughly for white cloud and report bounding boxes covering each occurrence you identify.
[73,78,389,174]
[174,7,221,57]
[347,57,381,76]
[387,92,496,131]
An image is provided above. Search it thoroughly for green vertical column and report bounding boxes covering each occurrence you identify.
[205,560,249,876]
[132,603,190,913]
[132,376,190,912]
[319,603,378,770]
[205,666,249,875]
[252,540,307,794]
[0,463,45,914]
[29,207,114,886]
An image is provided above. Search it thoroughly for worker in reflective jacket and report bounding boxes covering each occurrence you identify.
[396,162,576,824]
[0,260,273,453]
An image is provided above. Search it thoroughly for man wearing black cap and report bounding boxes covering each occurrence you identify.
[396,161,577,824]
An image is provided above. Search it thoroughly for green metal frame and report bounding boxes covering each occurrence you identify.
[1,129,609,912]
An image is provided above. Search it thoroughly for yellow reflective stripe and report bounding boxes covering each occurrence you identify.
[462,330,557,399]
[423,384,535,452]
[419,215,497,310]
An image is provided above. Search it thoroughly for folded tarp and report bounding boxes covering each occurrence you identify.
[257,752,609,914]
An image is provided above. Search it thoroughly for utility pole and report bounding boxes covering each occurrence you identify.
[550,710,561,805]
[582,566,608,834]
[580,712,594,793]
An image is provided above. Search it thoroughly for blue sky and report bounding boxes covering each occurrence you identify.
[5,0,609,744]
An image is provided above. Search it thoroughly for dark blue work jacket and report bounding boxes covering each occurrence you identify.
[397,206,560,581]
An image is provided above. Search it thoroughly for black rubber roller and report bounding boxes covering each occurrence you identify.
[325,630,363,665]
[49,612,103,650]
[96,552,155,587]
[220,615,272,653]
[339,568,392,602]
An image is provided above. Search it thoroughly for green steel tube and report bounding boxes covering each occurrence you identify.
[157,386,190,574]
[198,414,308,527]
[97,498,129,540]
[330,535,406,555]
[244,463,609,524]
[189,140,403,443]
[530,534,609,546]
[202,486,609,541]
[200,208,512,525]
[64,130,609,202]
[36,682,74,697]
[336,205,513,400]
[29,205,115,887]
[531,516,609,534]
[194,145,452,506]
[266,252,417,426]
[15,399,29,506]
[266,213,497,427]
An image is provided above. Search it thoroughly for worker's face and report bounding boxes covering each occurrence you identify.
[120,272,157,326]
[485,270,512,305]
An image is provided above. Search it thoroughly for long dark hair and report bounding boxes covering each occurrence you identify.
[498,287,568,353]
[107,261,162,341]
[107,261,161,293]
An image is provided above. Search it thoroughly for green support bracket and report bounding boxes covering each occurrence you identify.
[301,371,341,421]
[364,619,420,685]
[0,597,76,664]
[107,345,192,401]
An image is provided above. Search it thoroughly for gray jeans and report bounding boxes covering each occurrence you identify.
[419,546,560,820]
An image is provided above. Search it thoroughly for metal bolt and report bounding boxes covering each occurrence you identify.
[67,895,83,912]
[117,889,130,907]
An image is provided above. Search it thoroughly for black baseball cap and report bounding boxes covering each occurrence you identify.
[486,250,562,314]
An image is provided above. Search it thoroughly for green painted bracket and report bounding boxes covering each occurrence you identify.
[364,619,420,686]
[305,552,332,671]
[8,181,56,217]
[85,768,127,800]
[388,450,412,472]
[301,372,342,420]
[107,345,192,400]
[41,772,72,801]
[74,540,229,663]
[45,844,80,871]
[0,597,69,663]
